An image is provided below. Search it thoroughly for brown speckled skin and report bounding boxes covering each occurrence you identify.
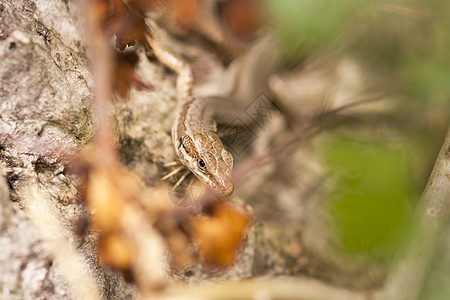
[176,129,234,196]
[145,27,234,196]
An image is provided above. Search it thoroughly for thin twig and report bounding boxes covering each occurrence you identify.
[144,277,373,300]
[79,0,117,163]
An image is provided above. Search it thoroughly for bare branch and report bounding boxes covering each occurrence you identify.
[78,0,116,161]
[144,277,374,300]
[381,126,450,300]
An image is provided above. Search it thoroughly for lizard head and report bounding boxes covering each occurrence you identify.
[176,132,234,196]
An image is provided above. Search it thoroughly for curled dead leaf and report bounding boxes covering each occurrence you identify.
[190,201,253,267]
[98,233,133,270]
[219,0,263,40]
[81,149,142,271]
[169,0,199,27]
[113,51,153,98]
[92,0,147,50]
[86,162,125,232]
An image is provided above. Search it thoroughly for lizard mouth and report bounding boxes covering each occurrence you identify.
[189,168,234,196]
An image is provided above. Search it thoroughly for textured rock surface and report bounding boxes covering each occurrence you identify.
[0,1,134,299]
[0,177,72,299]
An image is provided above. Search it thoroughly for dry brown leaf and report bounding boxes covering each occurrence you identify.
[113,51,153,98]
[98,233,133,269]
[218,0,263,40]
[169,0,199,27]
[86,161,126,232]
[128,0,159,14]
[89,1,153,97]
[91,0,147,50]
[81,149,141,271]
[190,201,252,267]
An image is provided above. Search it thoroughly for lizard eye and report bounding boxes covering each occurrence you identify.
[197,158,207,172]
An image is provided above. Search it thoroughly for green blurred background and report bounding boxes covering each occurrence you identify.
[267,0,449,298]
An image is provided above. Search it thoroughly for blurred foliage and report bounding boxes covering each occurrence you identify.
[323,137,415,260]
[268,0,450,104]
[267,0,449,261]
[267,0,374,60]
